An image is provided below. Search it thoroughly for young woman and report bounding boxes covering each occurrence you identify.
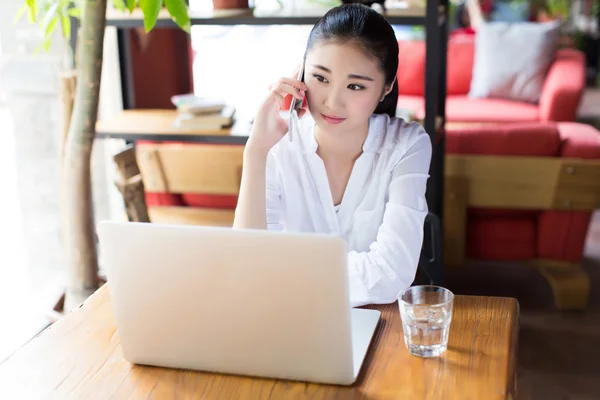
[234,4,432,307]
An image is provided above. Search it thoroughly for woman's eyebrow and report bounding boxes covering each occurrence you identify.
[348,74,374,81]
[312,64,331,73]
[311,65,375,81]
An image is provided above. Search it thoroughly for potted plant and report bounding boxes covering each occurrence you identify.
[213,0,250,9]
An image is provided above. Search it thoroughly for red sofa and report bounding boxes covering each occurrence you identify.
[396,35,587,123]
[446,121,600,263]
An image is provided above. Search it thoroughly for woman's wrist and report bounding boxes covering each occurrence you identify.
[244,137,272,161]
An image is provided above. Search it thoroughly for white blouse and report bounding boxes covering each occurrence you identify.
[265,113,432,307]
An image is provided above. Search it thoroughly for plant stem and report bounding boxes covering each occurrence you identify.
[61,0,107,311]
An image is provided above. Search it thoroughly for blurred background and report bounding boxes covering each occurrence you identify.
[0,0,599,397]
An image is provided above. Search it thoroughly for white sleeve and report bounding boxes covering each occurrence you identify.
[346,131,432,307]
[265,151,284,231]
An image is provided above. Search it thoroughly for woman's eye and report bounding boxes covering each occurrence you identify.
[313,74,328,83]
[348,84,365,91]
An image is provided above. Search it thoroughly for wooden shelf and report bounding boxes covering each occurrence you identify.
[95,110,445,145]
[105,6,427,28]
[96,110,250,144]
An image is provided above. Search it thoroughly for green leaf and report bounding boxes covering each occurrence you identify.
[13,4,29,23]
[126,0,136,13]
[34,37,51,54]
[45,15,58,38]
[67,7,81,17]
[164,0,189,33]
[111,0,127,12]
[26,0,38,22]
[61,14,71,38]
[140,0,163,32]
[42,3,59,35]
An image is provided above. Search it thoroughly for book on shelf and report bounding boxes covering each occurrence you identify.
[173,105,236,130]
[171,94,227,115]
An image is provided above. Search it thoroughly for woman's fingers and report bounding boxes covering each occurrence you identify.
[272,78,307,99]
[283,76,308,91]
[265,73,308,112]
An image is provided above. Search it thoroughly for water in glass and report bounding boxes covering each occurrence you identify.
[399,286,454,357]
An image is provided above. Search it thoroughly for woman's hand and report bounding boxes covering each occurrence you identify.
[246,71,308,156]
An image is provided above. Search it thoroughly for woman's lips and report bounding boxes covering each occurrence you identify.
[321,113,346,124]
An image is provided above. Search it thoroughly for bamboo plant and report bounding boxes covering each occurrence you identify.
[16,0,190,312]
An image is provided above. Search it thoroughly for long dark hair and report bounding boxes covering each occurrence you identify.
[305,4,399,118]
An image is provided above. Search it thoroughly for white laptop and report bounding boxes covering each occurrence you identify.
[97,221,380,386]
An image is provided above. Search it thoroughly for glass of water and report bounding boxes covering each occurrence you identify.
[398,285,454,358]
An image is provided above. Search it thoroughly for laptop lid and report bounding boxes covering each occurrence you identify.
[97,221,357,385]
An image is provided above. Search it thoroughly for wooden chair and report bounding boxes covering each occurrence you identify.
[114,144,151,223]
[135,142,243,226]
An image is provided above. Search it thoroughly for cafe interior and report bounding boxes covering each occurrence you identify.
[0,0,599,398]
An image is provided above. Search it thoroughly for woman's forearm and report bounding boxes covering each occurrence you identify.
[233,146,269,230]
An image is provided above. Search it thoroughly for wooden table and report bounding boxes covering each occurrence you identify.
[0,285,519,399]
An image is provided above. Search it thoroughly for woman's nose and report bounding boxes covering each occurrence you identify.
[323,87,345,111]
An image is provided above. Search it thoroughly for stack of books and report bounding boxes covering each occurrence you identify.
[171,94,235,130]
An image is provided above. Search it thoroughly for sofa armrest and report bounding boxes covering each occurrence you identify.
[538,49,586,122]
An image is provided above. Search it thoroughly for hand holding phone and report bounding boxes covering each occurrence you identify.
[247,66,307,155]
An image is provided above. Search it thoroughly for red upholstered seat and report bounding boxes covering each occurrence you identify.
[398,95,540,123]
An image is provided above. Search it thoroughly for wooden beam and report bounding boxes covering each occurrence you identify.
[553,161,600,209]
[445,155,600,211]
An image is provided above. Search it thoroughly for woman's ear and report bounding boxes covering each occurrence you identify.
[380,78,397,102]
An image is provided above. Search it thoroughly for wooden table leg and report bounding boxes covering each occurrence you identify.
[533,259,591,310]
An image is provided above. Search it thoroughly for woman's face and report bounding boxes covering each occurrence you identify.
[304,41,393,135]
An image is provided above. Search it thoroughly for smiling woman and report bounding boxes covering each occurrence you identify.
[304,41,396,158]
[233,4,432,308]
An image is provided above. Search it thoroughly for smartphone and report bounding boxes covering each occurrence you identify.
[288,64,305,142]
